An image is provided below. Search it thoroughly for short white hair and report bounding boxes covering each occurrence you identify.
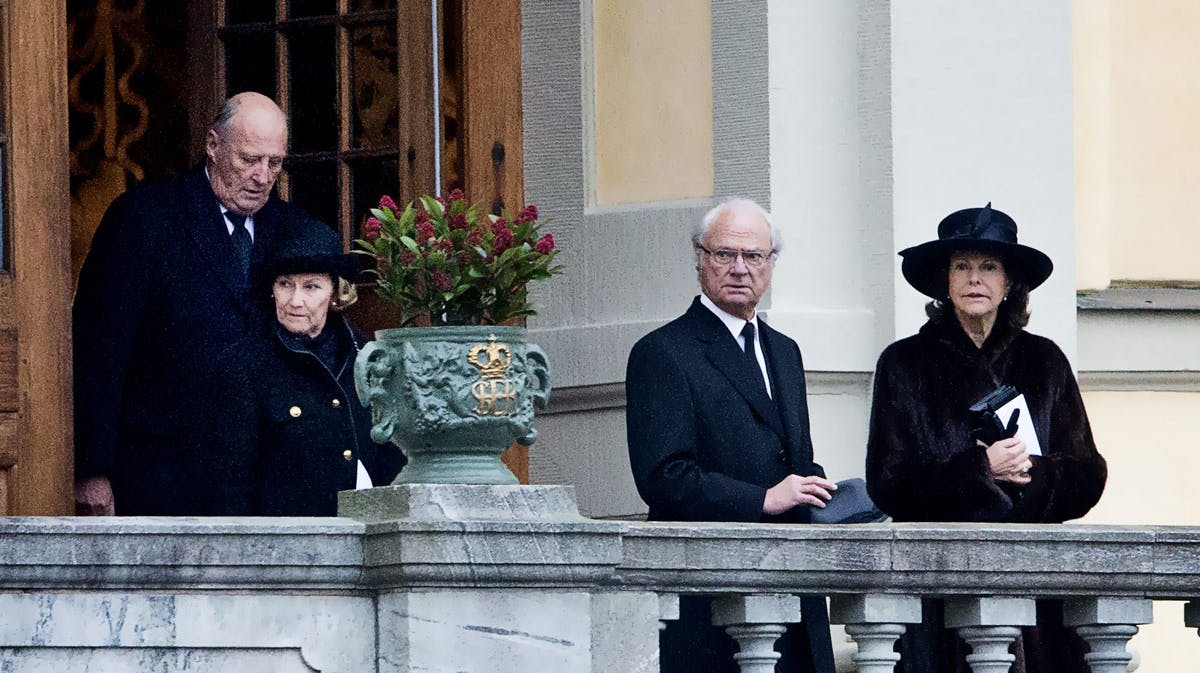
[691,197,782,268]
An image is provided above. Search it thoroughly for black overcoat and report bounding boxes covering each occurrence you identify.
[865,314,1107,673]
[626,297,835,673]
[207,314,406,516]
[73,164,307,515]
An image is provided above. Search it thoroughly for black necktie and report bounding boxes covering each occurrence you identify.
[227,211,252,281]
[741,321,760,375]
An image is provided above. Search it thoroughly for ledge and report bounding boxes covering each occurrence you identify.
[614,522,1200,598]
[6,515,1200,601]
[0,517,366,590]
[1077,287,1200,312]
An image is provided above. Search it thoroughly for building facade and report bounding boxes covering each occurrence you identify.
[1,0,1197,669]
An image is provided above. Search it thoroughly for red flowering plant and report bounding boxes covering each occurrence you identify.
[354,190,562,326]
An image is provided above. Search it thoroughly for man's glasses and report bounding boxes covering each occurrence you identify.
[696,245,776,269]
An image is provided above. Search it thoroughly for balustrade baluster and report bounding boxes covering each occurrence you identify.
[830,594,923,673]
[712,594,801,673]
[945,597,1036,673]
[1064,597,1152,673]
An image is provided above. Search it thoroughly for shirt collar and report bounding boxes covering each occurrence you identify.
[204,167,251,220]
[699,293,759,343]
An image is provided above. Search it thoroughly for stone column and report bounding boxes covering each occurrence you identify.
[711,594,801,673]
[341,484,626,673]
[944,597,1036,673]
[591,592,662,673]
[830,593,923,673]
[1064,597,1152,673]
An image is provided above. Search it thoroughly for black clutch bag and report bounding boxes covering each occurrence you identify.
[968,384,1021,446]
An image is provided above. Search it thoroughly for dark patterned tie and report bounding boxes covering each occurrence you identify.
[227,211,252,282]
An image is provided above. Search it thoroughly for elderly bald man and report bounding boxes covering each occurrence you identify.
[74,92,310,515]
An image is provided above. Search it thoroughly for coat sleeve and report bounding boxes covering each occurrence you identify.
[625,335,767,522]
[72,193,152,480]
[865,345,1015,522]
[1020,345,1107,522]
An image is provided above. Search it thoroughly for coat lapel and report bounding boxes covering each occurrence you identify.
[759,318,808,461]
[687,300,786,439]
[182,166,254,315]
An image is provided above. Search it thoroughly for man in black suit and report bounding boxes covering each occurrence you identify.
[626,197,837,673]
[73,92,306,515]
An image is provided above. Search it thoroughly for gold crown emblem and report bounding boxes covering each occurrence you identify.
[467,335,512,379]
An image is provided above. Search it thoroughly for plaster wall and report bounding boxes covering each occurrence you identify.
[1075,1,1200,287]
[1073,1,1200,286]
[888,0,1077,362]
[591,0,713,205]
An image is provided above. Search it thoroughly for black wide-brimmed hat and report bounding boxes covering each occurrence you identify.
[262,218,361,284]
[899,203,1053,299]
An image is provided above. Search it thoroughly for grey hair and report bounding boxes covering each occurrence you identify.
[691,197,782,268]
[210,97,241,138]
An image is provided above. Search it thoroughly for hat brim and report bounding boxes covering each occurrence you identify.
[899,239,1053,299]
[263,253,363,286]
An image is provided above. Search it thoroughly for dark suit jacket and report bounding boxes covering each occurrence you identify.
[73,164,307,515]
[626,296,835,673]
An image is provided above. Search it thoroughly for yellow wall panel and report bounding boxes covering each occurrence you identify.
[1075,0,1200,286]
[592,0,713,205]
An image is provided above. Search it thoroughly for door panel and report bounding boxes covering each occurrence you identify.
[5,1,72,514]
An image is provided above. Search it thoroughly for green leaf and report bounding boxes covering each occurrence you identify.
[399,236,420,252]
[419,195,443,217]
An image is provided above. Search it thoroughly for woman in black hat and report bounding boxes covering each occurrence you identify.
[205,218,405,516]
[865,204,1107,673]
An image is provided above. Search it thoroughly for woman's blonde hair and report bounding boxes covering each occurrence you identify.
[331,277,358,311]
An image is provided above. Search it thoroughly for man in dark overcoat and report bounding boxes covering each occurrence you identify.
[625,197,837,673]
[73,92,307,515]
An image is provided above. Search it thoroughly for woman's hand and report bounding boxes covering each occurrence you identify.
[979,437,1032,486]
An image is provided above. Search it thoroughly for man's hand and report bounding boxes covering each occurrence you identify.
[74,476,115,516]
[980,438,1032,486]
[763,474,837,515]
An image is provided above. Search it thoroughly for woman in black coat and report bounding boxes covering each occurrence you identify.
[865,204,1107,673]
[208,219,404,516]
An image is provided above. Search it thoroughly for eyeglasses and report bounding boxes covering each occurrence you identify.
[696,245,776,269]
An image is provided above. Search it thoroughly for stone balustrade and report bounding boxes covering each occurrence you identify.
[0,485,1192,672]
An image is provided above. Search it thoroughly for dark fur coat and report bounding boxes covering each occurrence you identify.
[866,313,1107,673]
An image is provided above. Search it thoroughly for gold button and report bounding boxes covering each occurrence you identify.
[289,406,302,418]
[342,450,353,461]
[331,398,341,409]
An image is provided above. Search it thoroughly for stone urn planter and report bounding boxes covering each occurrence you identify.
[354,325,551,485]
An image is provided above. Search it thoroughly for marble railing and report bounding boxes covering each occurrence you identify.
[0,485,1195,673]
